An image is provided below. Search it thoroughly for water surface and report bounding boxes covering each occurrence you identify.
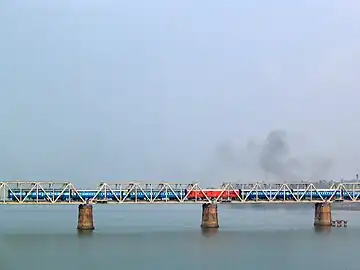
[0,204,359,270]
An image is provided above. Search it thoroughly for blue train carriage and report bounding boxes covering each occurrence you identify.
[7,189,73,202]
[240,189,298,201]
[72,189,188,202]
[73,190,100,201]
[7,189,27,201]
[239,189,300,201]
[72,190,132,201]
[74,190,142,201]
[119,189,187,201]
[239,189,343,201]
[7,189,119,202]
[293,189,355,201]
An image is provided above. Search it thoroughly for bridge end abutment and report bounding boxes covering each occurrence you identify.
[201,203,219,228]
[314,202,332,227]
[77,204,95,230]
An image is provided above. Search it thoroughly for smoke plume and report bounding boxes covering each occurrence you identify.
[207,130,335,183]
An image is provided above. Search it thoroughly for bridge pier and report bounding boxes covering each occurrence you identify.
[201,203,219,228]
[77,204,95,230]
[314,202,332,227]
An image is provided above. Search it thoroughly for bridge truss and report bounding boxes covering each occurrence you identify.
[1,181,360,205]
[0,181,208,204]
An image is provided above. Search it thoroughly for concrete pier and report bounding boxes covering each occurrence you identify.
[77,204,95,230]
[314,202,332,226]
[201,203,219,228]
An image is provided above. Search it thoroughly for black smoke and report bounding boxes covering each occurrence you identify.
[208,130,334,183]
[257,130,300,181]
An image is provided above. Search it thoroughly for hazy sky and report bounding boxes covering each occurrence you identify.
[1,1,360,186]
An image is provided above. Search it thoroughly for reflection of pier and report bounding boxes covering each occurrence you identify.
[314,226,332,233]
[201,228,219,238]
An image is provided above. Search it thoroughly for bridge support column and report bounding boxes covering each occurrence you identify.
[201,203,219,228]
[314,203,332,226]
[77,204,95,230]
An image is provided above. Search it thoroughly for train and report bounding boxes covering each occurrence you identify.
[7,189,187,202]
[187,189,351,201]
[6,188,355,202]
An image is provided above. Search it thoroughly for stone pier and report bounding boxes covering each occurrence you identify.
[77,204,95,230]
[314,202,332,226]
[201,203,219,228]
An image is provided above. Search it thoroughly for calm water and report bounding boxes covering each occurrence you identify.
[0,204,359,270]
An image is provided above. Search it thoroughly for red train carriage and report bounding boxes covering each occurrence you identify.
[186,189,240,201]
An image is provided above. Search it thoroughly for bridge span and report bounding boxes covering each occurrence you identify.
[0,181,359,230]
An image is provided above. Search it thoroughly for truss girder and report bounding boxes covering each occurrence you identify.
[0,181,360,204]
[0,181,212,204]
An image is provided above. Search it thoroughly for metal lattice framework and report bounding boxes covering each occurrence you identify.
[1,181,360,205]
[0,181,212,204]
[219,182,360,203]
[91,181,211,203]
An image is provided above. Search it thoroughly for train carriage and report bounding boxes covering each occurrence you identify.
[186,189,240,201]
[7,189,188,202]
[7,189,72,201]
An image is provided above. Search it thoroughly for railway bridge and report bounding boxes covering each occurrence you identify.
[0,181,359,230]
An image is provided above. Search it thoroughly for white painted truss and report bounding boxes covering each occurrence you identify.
[0,181,360,205]
[0,181,211,204]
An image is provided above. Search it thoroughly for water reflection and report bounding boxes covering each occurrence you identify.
[314,226,332,234]
[201,228,219,238]
[77,230,94,238]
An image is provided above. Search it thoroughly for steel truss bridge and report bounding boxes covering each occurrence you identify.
[1,181,360,205]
